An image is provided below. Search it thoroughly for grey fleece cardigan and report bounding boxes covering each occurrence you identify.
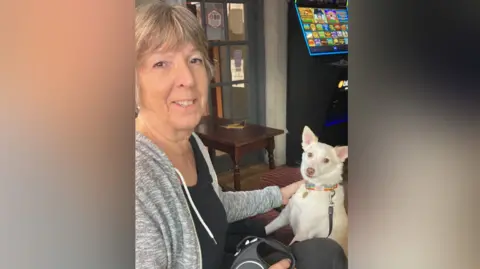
[135,132,283,269]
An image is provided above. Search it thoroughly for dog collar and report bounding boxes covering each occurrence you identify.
[305,183,338,191]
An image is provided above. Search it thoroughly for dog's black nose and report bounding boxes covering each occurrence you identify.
[306,167,315,176]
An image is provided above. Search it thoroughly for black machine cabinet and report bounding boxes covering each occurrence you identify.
[322,64,347,147]
[285,2,348,167]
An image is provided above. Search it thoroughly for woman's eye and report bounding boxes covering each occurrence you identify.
[307,152,313,158]
[190,57,203,64]
[153,61,168,68]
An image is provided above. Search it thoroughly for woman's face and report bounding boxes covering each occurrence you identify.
[137,43,208,132]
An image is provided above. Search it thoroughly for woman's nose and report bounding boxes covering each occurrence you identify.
[175,61,195,88]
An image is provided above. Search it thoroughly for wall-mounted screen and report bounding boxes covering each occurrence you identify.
[296,6,349,56]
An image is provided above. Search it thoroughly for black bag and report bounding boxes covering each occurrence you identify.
[230,236,295,269]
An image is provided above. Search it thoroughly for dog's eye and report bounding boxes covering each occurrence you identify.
[307,152,313,158]
[323,158,329,163]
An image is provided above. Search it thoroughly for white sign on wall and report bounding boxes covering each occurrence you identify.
[233,50,242,72]
[207,10,222,28]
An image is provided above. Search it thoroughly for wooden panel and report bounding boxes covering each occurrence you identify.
[208,45,224,118]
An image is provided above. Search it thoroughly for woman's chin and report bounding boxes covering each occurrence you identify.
[172,114,202,131]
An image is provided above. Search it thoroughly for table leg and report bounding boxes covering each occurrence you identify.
[266,138,276,170]
[229,151,241,191]
[233,165,241,191]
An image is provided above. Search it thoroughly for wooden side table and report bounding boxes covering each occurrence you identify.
[194,116,285,191]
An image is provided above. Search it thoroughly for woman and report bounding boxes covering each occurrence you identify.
[135,2,347,269]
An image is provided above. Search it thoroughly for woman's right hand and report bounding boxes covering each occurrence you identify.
[269,259,292,269]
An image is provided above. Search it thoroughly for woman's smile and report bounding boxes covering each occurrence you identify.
[171,99,198,110]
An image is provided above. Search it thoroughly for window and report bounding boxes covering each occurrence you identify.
[187,1,251,121]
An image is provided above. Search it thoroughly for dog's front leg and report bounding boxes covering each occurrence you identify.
[264,204,291,235]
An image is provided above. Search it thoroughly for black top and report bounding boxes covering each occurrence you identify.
[183,136,228,269]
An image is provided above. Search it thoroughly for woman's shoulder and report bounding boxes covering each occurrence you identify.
[135,132,169,165]
[135,132,176,186]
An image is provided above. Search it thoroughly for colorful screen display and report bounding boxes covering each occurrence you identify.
[296,7,348,55]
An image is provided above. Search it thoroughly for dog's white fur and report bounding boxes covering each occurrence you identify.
[265,126,348,256]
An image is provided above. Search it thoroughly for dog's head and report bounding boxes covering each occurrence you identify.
[300,126,348,185]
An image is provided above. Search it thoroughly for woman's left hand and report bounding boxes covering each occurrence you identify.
[279,179,305,205]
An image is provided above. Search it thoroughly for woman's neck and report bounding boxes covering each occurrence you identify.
[136,115,192,155]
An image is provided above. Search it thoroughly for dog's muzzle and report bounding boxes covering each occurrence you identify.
[306,167,315,177]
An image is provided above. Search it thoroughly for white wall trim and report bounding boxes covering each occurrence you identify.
[264,0,288,166]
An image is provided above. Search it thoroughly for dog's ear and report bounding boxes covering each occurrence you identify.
[302,126,318,149]
[334,146,348,162]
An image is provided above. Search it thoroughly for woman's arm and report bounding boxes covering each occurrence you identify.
[191,133,283,223]
[136,196,167,269]
[135,165,168,269]
[217,185,283,223]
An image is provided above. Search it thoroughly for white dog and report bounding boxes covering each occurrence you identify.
[265,126,348,256]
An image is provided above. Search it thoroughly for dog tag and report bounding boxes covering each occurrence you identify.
[302,191,309,198]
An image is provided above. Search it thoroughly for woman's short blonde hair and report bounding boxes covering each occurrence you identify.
[135,1,213,110]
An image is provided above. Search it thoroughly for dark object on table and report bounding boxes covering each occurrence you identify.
[221,120,247,129]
